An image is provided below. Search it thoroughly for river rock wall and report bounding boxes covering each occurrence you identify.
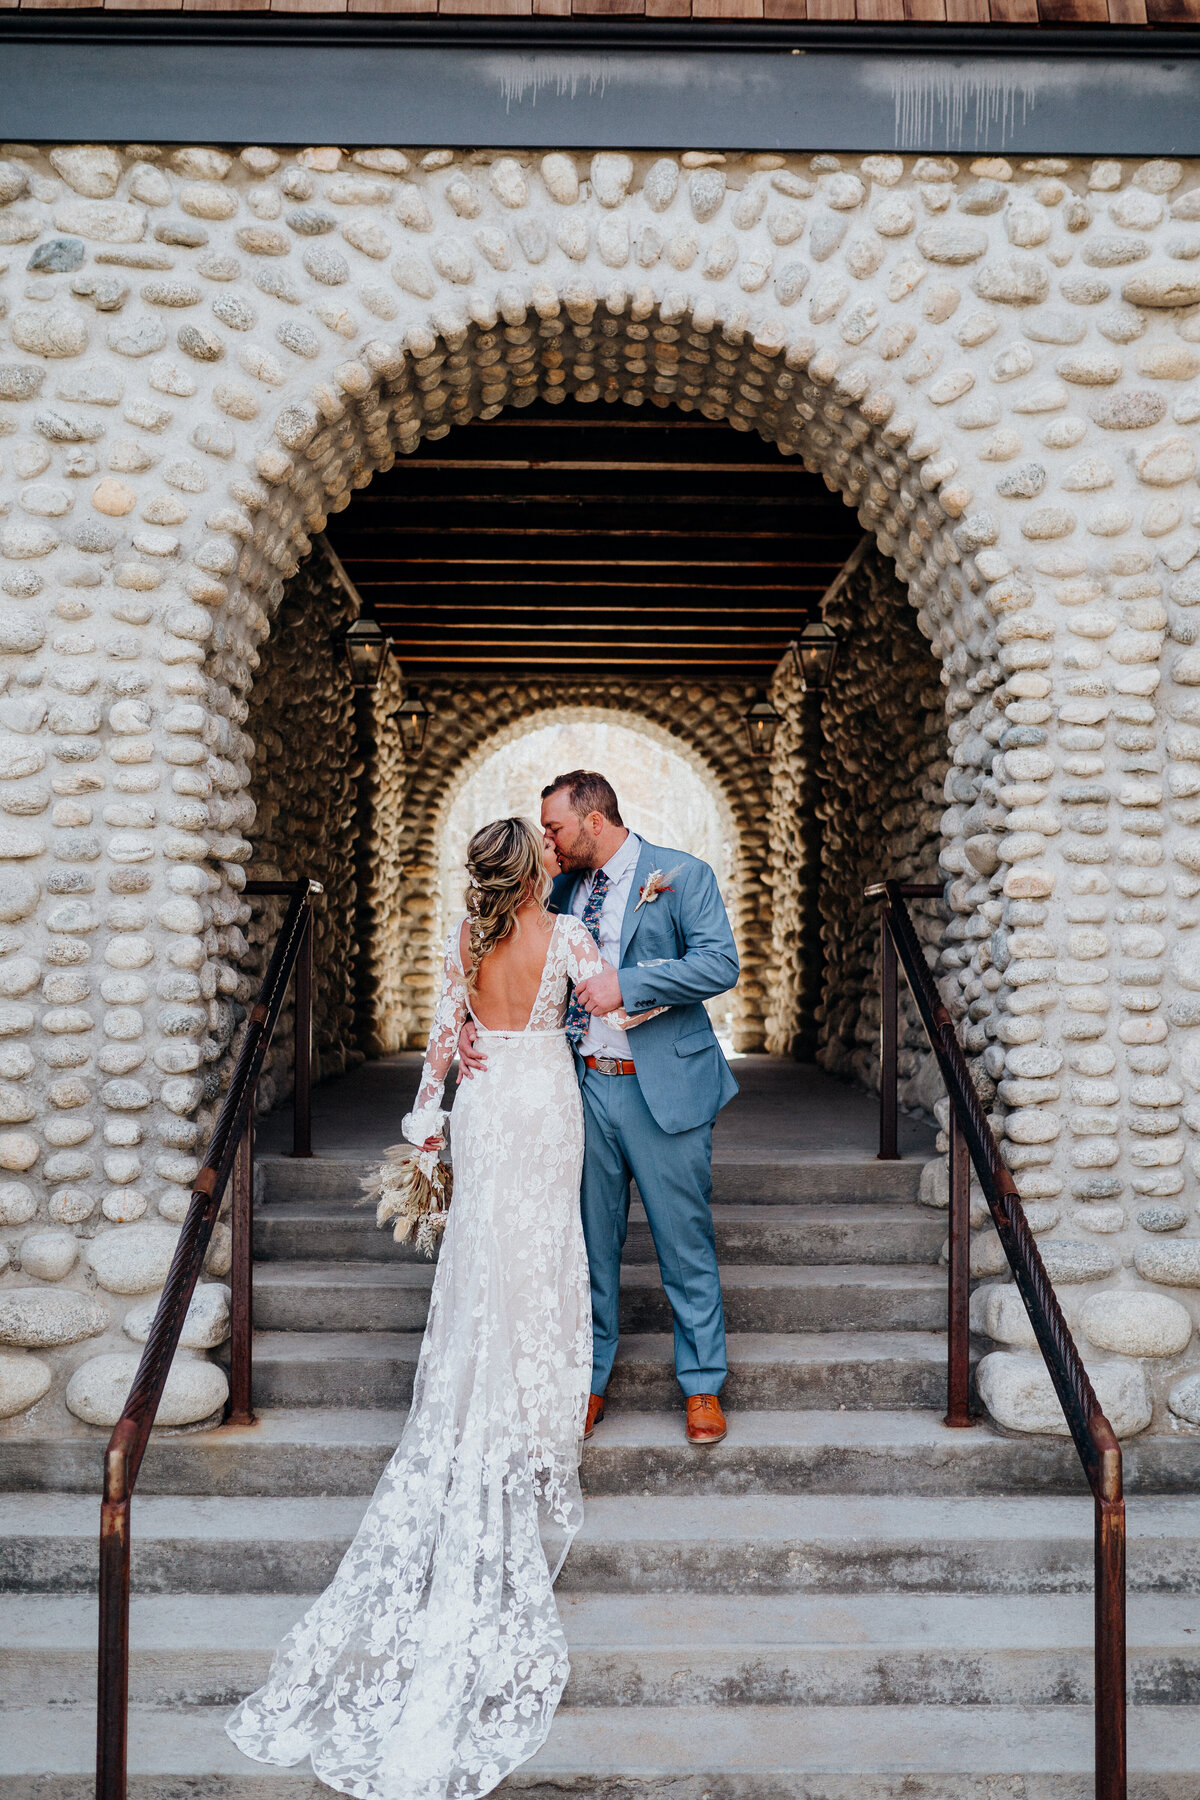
[3,140,1200,1437]
[243,537,363,1108]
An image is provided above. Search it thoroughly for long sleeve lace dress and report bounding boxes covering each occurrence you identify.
[226,912,622,1800]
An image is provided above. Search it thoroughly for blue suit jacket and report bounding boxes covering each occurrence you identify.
[549,838,739,1135]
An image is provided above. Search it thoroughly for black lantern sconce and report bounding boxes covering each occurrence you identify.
[337,618,391,690]
[789,619,839,692]
[391,690,431,755]
[742,694,782,759]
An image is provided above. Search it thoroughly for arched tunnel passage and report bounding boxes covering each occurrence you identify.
[244,391,948,1117]
[436,708,743,1047]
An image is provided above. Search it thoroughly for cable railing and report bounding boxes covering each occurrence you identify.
[96,876,320,1800]
[868,877,1126,1800]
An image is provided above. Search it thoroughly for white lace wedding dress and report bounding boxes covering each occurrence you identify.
[227,912,619,1800]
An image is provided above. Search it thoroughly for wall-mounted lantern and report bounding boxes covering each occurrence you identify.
[789,619,839,692]
[391,690,431,755]
[742,694,781,759]
[336,618,390,690]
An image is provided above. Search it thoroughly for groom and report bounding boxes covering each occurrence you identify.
[464,769,739,1445]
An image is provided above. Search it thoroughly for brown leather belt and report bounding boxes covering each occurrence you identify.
[584,1054,637,1076]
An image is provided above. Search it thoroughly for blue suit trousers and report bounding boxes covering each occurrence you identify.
[580,1065,727,1399]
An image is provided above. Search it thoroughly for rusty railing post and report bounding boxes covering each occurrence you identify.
[872,877,1126,1800]
[1095,1470,1128,1800]
[227,1105,256,1428]
[96,1473,130,1800]
[944,1104,974,1429]
[95,879,317,1800]
[878,912,899,1160]
[292,898,313,1158]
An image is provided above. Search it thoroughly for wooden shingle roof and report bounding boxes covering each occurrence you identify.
[1,1,1196,25]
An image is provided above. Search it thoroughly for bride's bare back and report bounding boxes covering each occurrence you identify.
[459,905,555,1032]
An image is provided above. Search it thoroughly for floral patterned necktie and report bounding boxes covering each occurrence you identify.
[565,869,609,1045]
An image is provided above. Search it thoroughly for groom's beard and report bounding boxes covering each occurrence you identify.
[553,829,601,873]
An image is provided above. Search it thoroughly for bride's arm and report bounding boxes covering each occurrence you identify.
[401,930,468,1148]
[562,918,666,1031]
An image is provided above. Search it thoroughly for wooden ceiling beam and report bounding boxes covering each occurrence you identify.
[385,640,798,655]
[347,496,830,512]
[393,655,783,673]
[323,396,859,685]
[342,496,847,512]
[358,556,837,569]
[380,629,807,642]
[373,604,818,617]
[377,460,804,475]
[338,528,849,543]
[368,581,824,595]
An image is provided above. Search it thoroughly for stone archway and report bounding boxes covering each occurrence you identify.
[396,693,766,1051]
[3,139,1200,1431]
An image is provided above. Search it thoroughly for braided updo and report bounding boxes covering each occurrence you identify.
[463,817,550,988]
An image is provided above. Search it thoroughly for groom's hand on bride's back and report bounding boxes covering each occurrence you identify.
[456,1020,488,1082]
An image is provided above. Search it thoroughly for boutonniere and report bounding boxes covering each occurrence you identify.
[635,865,683,910]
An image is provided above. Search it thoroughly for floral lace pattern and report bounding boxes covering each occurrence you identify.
[227,914,607,1800]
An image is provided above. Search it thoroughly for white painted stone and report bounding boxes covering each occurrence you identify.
[0,1287,108,1348]
[969,1229,1009,1278]
[0,1182,36,1225]
[982,1283,1041,1348]
[9,309,89,359]
[53,200,145,244]
[85,1222,179,1294]
[0,161,30,205]
[0,1354,52,1418]
[978,1351,1152,1437]
[918,1157,948,1208]
[1074,1204,1126,1234]
[1134,1242,1200,1287]
[123,1282,229,1350]
[48,146,123,198]
[65,1350,227,1427]
[1122,268,1200,308]
[17,1229,77,1282]
[1167,1371,1200,1425]
[205,1223,232,1279]
[1079,1288,1193,1356]
[1036,1239,1120,1283]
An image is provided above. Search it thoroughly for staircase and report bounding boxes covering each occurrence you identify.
[3,1059,1200,1796]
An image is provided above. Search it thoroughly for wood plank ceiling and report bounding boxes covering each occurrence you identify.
[324,399,863,684]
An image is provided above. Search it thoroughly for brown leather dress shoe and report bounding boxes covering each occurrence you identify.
[685,1394,727,1445]
[584,1393,606,1440]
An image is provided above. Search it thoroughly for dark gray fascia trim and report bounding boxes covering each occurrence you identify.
[6,18,1200,154]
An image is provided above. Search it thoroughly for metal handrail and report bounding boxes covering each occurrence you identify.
[868,877,1126,1800]
[96,876,321,1800]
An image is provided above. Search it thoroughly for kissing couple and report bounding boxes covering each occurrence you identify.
[228,769,741,1800]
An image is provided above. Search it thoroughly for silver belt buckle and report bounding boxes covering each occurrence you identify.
[594,1055,623,1076]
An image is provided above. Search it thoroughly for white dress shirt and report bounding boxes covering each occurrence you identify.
[570,830,641,1062]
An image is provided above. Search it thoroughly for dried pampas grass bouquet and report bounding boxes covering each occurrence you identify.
[361,1143,453,1260]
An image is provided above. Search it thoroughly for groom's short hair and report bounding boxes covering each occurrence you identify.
[542,769,623,827]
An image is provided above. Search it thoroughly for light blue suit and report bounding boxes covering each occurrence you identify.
[550,839,739,1398]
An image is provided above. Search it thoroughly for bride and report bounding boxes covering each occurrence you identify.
[227,816,656,1800]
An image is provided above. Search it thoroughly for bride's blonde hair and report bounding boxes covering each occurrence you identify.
[463,817,549,988]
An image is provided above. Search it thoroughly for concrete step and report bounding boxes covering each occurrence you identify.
[5,1590,1199,1709]
[7,1408,1200,1500]
[7,1490,1200,1599]
[252,1261,948,1335]
[260,1153,930,1209]
[253,1201,946,1267]
[237,1328,959,1411]
[4,1700,1200,1797]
